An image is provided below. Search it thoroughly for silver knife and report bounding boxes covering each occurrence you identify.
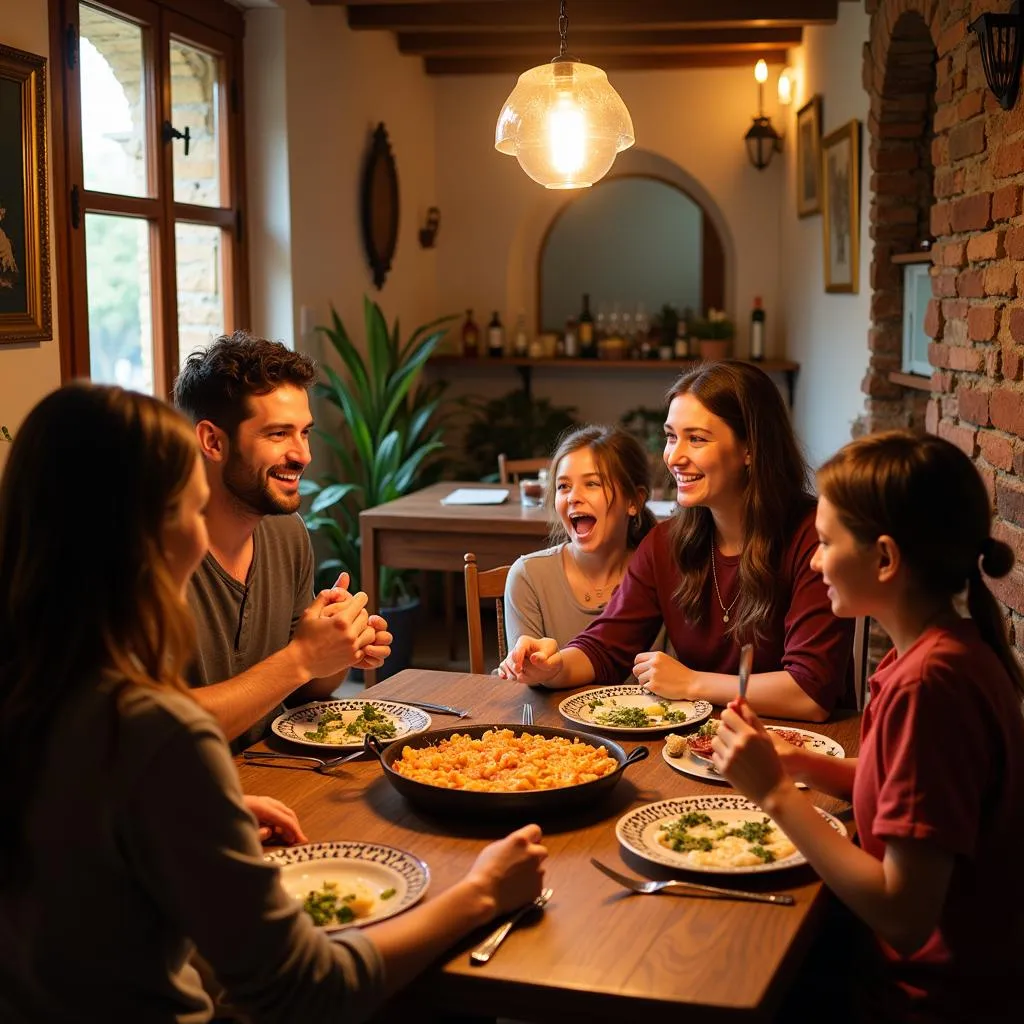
[397,699,469,718]
[738,643,753,701]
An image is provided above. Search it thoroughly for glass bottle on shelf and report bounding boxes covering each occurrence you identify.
[595,305,607,344]
[461,309,480,357]
[750,296,766,361]
[564,317,579,358]
[674,316,690,359]
[513,312,530,357]
[487,311,505,357]
[578,293,596,358]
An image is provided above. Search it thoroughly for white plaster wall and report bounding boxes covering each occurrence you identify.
[0,0,62,472]
[247,0,439,359]
[430,65,786,428]
[779,3,872,470]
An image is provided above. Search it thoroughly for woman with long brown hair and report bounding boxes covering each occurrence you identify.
[499,361,852,721]
[0,384,546,1022]
[714,431,1024,1019]
[504,425,657,651]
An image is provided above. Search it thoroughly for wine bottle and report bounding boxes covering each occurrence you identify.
[461,309,479,357]
[750,296,765,361]
[487,311,505,357]
[578,293,596,359]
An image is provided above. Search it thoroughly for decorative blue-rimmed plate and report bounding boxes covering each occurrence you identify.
[265,841,430,931]
[616,795,847,875]
[661,725,844,786]
[271,699,431,752]
[558,686,712,735]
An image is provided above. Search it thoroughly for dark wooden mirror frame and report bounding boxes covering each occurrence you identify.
[360,122,399,290]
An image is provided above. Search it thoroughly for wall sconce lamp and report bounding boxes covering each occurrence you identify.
[494,0,634,189]
[745,59,783,170]
[418,207,440,249]
[777,66,795,107]
[969,1,1024,111]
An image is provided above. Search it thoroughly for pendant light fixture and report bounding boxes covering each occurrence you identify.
[494,0,635,189]
[745,59,783,171]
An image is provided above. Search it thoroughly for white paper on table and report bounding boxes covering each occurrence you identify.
[646,500,677,519]
[440,488,511,506]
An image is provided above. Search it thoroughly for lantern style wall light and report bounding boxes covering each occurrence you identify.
[745,59,784,171]
[494,0,635,189]
[969,1,1024,111]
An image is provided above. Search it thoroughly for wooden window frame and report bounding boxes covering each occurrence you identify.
[48,0,248,397]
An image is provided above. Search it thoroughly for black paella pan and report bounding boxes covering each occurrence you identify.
[365,723,649,818]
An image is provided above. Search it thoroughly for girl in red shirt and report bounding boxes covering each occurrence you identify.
[715,431,1024,1021]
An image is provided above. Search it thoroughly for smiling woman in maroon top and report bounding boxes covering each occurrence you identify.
[499,361,853,722]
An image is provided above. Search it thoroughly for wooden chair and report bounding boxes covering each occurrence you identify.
[463,552,511,675]
[498,453,548,484]
[852,616,871,710]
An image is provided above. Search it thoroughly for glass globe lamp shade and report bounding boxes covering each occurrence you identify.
[495,60,635,189]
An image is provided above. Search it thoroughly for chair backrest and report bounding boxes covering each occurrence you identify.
[852,615,870,711]
[463,552,512,675]
[497,453,549,485]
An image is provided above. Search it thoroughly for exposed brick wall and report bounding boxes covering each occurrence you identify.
[867,0,1024,656]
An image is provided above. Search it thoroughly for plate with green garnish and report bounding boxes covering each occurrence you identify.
[616,795,847,875]
[265,841,429,931]
[558,686,711,735]
[272,699,431,751]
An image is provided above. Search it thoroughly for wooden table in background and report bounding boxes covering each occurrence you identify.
[359,482,549,684]
[241,669,861,1022]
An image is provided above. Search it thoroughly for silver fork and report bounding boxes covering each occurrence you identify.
[241,749,365,774]
[590,858,794,906]
[470,888,553,965]
[521,703,534,726]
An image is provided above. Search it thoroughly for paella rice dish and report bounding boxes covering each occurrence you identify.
[391,728,619,792]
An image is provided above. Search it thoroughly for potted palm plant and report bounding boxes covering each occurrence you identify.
[300,296,455,680]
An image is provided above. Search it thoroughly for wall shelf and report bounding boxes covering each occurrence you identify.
[890,251,934,265]
[427,355,801,406]
[888,370,935,392]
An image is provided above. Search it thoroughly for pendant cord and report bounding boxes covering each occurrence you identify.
[710,547,740,623]
[558,0,569,57]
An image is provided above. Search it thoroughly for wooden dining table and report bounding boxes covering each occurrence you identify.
[239,668,861,1022]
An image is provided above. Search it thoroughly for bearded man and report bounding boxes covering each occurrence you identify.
[173,332,390,750]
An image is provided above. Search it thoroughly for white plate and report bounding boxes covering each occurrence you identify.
[266,841,429,931]
[271,699,431,752]
[558,686,712,735]
[616,795,847,875]
[661,725,844,786]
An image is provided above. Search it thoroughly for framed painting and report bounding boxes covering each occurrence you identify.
[796,95,822,217]
[822,119,861,294]
[0,43,50,343]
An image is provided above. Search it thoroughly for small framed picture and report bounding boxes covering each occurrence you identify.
[821,118,862,294]
[0,43,50,344]
[796,95,822,218]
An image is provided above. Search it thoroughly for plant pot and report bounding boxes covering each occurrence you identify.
[699,339,731,362]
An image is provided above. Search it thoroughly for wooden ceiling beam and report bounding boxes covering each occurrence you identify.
[399,27,802,56]
[423,47,792,75]
[343,1,839,33]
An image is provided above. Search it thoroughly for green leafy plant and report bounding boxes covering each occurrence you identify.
[688,308,734,340]
[299,297,455,605]
[455,388,578,482]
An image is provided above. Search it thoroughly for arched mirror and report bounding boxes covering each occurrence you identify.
[538,175,725,332]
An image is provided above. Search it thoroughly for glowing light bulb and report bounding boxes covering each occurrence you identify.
[777,66,794,105]
[548,92,587,175]
[754,59,768,84]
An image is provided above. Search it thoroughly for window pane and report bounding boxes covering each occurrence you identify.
[176,222,226,367]
[170,39,222,207]
[86,214,154,394]
[79,4,149,198]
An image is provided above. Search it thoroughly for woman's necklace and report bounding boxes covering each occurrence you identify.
[710,546,740,623]
[569,549,626,604]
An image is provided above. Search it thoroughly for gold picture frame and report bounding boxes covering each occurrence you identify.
[796,95,822,217]
[821,119,861,294]
[0,43,50,344]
